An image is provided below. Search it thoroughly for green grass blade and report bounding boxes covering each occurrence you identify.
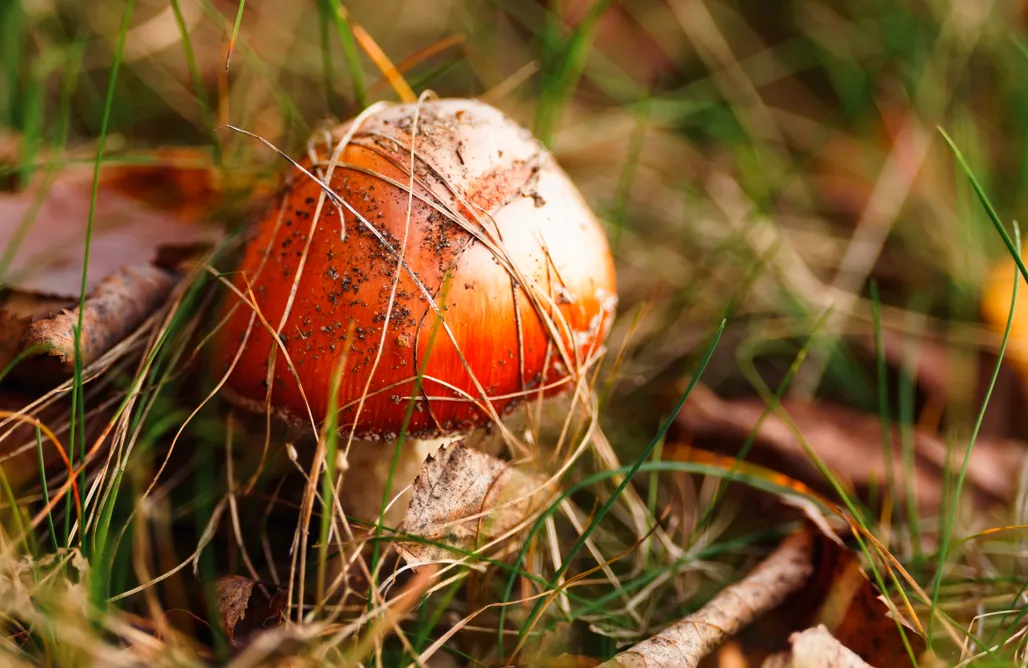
[869,281,896,516]
[929,219,1020,642]
[170,0,220,163]
[534,0,614,146]
[501,319,725,658]
[939,128,1028,284]
[317,0,340,116]
[69,0,135,548]
[0,0,23,130]
[327,0,369,109]
[225,0,246,72]
[36,425,58,551]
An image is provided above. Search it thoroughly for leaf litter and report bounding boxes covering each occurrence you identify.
[397,442,549,567]
[215,575,287,647]
[675,383,1021,515]
[0,151,223,383]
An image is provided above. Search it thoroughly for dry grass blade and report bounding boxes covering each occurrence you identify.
[350,23,416,103]
[600,530,814,668]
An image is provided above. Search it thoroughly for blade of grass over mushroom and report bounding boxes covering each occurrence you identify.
[368,277,453,607]
[929,218,1022,643]
[869,281,896,520]
[326,0,369,109]
[170,0,220,163]
[69,0,134,548]
[500,319,725,660]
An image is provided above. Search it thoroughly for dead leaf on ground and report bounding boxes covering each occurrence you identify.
[215,575,287,647]
[0,152,224,385]
[803,532,928,667]
[761,626,872,668]
[0,152,221,297]
[396,443,548,567]
[675,384,1022,514]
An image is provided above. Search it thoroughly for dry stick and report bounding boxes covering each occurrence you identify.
[600,530,814,668]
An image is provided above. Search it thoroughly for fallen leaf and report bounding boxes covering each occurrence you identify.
[397,443,548,567]
[0,152,224,385]
[761,626,872,668]
[802,533,929,667]
[674,384,1021,513]
[600,530,815,668]
[215,575,287,647]
[0,155,221,298]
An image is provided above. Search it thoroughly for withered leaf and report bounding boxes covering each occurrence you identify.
[215,575,286,647]
[0,153,221,298]
[676,384,1022,513]
[799,530,931,667]
[761,626,872,668]
[397,443,547,567]
[0,152,223,385]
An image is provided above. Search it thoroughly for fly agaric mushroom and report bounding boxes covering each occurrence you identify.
[217,99,616,501]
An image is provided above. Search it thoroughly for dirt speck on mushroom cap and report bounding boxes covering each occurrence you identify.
[217,98,617,438]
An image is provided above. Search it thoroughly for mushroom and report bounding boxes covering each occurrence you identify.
[216,98,617,519]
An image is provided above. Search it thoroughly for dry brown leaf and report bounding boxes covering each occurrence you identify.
[215,575,287,647]
[761,626,872,668]
[600,530,814,668]
[0,152,224,385]
[0,154,221,298]
[801,531,930,667]
[675,384,1021,512]
[396,443,547,566]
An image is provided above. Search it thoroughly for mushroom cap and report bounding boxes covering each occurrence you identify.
[217,98,617,438]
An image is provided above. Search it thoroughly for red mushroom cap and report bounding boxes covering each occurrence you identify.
[216,98,617,439]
